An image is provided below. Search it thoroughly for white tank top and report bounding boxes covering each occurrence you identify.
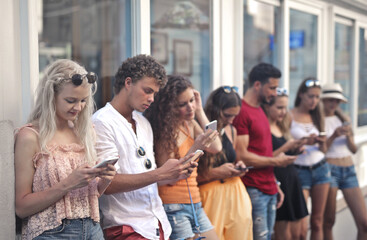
[325,116,351,158]
[290,120,325,166]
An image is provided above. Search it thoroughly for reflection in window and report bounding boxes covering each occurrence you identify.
[38,0,132,108]
[150,0,211,100]
[243,0,280,90]
[289,9,317,107]
[358,28,367,126]
[334,22,353,115]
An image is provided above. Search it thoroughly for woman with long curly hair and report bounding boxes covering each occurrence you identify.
[14,59,116,239]
[197,86,253,240]
[144,75,222,240]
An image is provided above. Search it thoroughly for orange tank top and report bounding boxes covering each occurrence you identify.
[158,123,201,204]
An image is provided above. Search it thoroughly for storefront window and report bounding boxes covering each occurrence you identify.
[243,0,280,89]
[358,28,367,127]
[289,9,318,107]
[334,21,353,115]
[38,0,132,108]
[150,0,211,100]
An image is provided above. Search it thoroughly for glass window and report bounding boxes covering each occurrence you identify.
[150,0,211,100]
[334,21,353,115]
[358,28,367,127]
[243,0,280,89]
[38,0,132,109]
[289,9,318,107]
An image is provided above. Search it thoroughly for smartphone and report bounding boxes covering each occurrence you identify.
[235,166,254,171]
[93,156,119,168]
[319,132,326,137]
[185,150,204,164]
[205,120,217,131]
[343,122,350,126]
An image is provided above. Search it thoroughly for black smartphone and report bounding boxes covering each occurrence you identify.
[235,166,254,171]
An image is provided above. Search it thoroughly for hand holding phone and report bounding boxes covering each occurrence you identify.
[185,150,204,164]
[93,156,119,168]
[205,120,217,131]
[319,132,326,137]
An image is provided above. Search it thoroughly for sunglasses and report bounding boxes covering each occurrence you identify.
[137,146,152,169]
[304,79,320,88]
[276,87,288,96]
[222,86,239,93]
[62,72,98,86]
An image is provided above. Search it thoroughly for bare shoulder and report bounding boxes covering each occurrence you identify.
[15,127,40,156]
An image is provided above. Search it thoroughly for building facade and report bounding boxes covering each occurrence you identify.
[1,0,367,238]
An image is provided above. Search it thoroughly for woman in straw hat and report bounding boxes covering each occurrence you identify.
[321,83,367,240]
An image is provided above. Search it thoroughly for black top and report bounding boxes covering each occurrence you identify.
[213,126,236,168]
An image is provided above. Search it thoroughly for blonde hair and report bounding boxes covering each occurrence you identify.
[262,95,292,140]
[28,59,97,163]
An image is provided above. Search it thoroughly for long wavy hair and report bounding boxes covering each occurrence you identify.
[262,95,291,140]
[144,75,193,156]
[28,59,97,163]
[294,77,325,132]
[198,87,242,176]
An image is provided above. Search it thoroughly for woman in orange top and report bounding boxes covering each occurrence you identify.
[145,75,222,240]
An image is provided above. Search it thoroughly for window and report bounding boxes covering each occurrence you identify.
[38,0,132,108]
[289,9,318,107]
[243,0,280,86]
[150,0,211,100]
[334,20,353,114]
[358,28,367,127]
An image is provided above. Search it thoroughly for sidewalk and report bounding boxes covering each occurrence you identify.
[332,194,367,240]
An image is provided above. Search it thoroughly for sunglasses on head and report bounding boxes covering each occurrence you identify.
[276,87,288,96]
[62,72,98,86]
[304,79,320,88]
[222,86,239,93]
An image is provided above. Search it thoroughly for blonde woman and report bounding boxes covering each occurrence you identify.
[262,88,308,240]
[14,59,116,239]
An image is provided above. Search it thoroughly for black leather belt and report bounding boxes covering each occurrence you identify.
[294,159,326,170]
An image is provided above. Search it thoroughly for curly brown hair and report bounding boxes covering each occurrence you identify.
[144,75,193,156]
[114,54,167,94]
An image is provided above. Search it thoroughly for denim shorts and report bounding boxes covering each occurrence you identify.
[295,161,331,189]
[163,202,213,240]
[329,164,359,189]
[34,218,104,240]
[246,187,277,240]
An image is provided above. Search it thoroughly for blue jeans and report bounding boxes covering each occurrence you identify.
[247,187,277,240]
[34,218,104,240]
[163,202,213,240]
[329,164,359,189]
[295,161,331,189]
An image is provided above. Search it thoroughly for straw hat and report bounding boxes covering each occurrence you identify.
[321,83,347,103]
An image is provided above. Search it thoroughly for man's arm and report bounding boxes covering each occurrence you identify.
[104,158,192,194]
[236,135,296,167]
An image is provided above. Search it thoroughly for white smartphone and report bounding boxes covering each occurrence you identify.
[205,120,217,131]
[185,150,204,164]
[319,131,326,137]
[93,156,119,168]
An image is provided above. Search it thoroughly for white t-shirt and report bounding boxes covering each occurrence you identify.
[92,103,171,240]
[325,115,352,158]
[290,120,325,166]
